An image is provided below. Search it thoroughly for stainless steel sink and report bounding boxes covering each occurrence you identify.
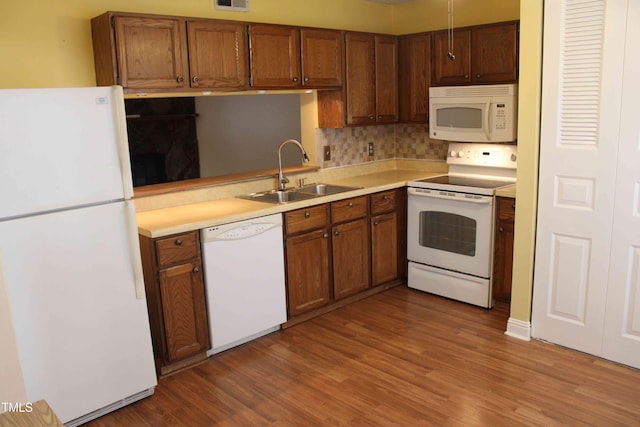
[238,183,361,204]
[238,189,317,204]
[295,183,361,196]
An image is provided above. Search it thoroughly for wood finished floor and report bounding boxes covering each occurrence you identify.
[87,286,640,426]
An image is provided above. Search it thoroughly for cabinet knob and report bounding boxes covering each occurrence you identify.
[323,233,329,239]
[304,77,309,82]
[192,76,200,84]
[193,266,200,273]
[499,227,504,233]
[334,230,340,236]
[383,195,389,201]
[304,211,311,218]
[378,115,382,120]
[464,74,469,79]
[293,77,298,83]
[512,204,516,209]
[369,115,375,120]
[374,221,379,226]
[348,202,353,208]
[175,239,183,246]
[476,73,481,78]
[176,76,184,83]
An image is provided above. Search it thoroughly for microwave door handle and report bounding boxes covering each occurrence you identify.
[408,188,492,204]
[485,101,492,141]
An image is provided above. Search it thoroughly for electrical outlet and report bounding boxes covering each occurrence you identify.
[368,142,374,157]
[323,145,331,161]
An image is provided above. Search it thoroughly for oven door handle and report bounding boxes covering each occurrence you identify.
[408,188,493,204]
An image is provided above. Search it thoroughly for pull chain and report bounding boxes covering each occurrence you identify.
[447,0,455,61]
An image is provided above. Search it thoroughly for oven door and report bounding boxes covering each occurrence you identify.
[407,187,494,278]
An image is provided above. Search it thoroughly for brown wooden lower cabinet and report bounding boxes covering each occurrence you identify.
[332,217,370,300]
[285,228,332,317]
[493,196,516,303]
[139,231,210,377]
[284,189,405,321]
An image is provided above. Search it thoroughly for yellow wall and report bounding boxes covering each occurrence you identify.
[510,0,542,324]
[0,0,537,327]
[394,0,520,33]
[0,0,394,89]
[0,0,521,89]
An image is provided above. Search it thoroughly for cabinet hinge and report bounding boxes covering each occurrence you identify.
[248,76,253,86]
[110,15,115,29]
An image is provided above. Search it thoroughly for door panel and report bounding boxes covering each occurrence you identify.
[532,0,632,362]
[602,0,640,369]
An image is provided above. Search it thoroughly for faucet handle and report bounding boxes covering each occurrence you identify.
[298,178,306,188]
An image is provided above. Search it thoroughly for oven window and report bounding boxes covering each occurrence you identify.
[436,107,483,129]
[418,211,476,256]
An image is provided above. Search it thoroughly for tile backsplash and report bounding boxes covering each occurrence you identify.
[317,124,448,168]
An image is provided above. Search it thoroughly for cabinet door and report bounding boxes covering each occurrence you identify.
[158,261,209,362]
[286,229,331,316]
[345,33,376,125]
[249,24,301,88]
[374,35,399,123]
[492,197,515,303]
[113,16,188,89]
[371,212,399,286]
[432,29,472,86]
[471,22,519,84]
[399,33,431,123]
[332,218,370,299]
[301,28,343,88]
[186,20,248,89]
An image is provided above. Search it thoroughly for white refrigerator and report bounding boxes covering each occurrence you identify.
[0,86,157,425]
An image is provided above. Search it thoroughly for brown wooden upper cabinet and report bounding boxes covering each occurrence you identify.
[317,32,398,127]
[398,33,431,123]
[432,21,519,86]
[248,24,343,89]
[300,28,344,87]
[91,12,248,91]
[248,24,301,89]
[186,19,248,90]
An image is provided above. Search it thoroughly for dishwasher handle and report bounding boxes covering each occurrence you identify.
[201,220,282,242]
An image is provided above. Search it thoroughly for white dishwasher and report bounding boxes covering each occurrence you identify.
[201,213,287,355]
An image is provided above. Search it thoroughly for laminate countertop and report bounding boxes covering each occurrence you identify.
[495,184,516,198]
[136,169,444,238]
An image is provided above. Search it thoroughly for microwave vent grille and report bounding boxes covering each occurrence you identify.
[438,84,516,98]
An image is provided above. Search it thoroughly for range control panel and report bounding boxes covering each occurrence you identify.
[447,142,517,169]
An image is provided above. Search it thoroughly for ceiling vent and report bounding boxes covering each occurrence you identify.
[214,0,249,12]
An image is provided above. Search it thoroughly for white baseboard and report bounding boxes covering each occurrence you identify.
[504,317,531,341]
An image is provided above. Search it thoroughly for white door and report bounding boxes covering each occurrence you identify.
[532,1,628,355]
[602,1,640,368]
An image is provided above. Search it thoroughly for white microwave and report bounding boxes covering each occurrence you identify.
[429,84,518,143]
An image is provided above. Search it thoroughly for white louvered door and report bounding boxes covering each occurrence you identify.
[601,1,640,368]
[532,0,634,361]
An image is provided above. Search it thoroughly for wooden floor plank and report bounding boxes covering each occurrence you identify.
[86,286,640,426]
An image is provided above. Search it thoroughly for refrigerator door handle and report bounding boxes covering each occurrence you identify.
[111,86,135,200]
[124,200,145,299]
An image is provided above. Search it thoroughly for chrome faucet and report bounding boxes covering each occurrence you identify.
[278,139,309,191]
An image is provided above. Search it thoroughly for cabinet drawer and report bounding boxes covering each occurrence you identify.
[331,196,368,223]
[155,232,199,267]
[285,204,330,235]
[496,197,516,222]
[370,190,397,215]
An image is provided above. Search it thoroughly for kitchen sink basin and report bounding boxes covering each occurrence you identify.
[238,189,317,204]
[294,183,361,196]
[238,183,361,204]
